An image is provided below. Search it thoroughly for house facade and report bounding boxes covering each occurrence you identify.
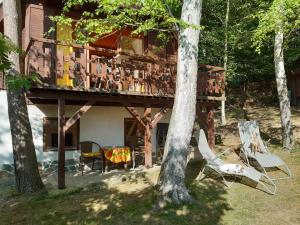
[288,67,300,106]
[0,0,225,187]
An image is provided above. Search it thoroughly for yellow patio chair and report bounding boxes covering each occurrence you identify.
[79,141,104,175]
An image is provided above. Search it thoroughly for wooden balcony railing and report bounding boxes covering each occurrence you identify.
[24,37,225,99]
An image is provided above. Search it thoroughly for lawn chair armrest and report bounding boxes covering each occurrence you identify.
[239,145,250,166]
[263,139,271,152]
[211,148,231,162]
[217,148,232,158]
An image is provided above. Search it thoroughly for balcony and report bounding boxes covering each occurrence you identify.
[25,37,225,101]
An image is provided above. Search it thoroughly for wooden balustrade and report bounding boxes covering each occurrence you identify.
[24,37,225,98]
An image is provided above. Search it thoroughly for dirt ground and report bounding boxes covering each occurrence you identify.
[217,105,300,149]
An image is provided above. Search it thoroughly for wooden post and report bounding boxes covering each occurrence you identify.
[196,103,207,130]
[125,106,169,168]
[196,103,215,150]
[144,107,152,168]
[151,107,169,128]
[64,100,95,132]
[206,105,215,150]
[125,106,146,128]
[58,98,66,189]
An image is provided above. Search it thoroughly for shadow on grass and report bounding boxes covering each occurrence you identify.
[260,130,281,146]
[0,165,231,225]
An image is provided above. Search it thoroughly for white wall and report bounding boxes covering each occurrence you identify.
[0,90,172,168]
[0,91,13,165]
[0,92,83,166]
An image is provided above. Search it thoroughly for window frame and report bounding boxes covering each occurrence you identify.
[43,117,80,152]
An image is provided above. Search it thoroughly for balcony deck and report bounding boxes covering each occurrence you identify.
[25,37,226,103]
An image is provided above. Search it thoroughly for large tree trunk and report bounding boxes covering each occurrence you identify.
[221,0,230,126]
[274,31,294,151]
[157,0,202,204]
[3,0,44,193]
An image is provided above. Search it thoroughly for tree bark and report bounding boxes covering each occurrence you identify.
[3,0,44,193]
[221,0,230,126]
[274,30,294,151]
[157,0,202,204]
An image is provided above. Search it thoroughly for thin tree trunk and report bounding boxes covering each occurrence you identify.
[221,0,230,126]
[3,0,44,193]
[157,0,202,204]
[274,31,294,151]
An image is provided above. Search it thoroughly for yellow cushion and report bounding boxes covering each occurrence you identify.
[82,152,101,158]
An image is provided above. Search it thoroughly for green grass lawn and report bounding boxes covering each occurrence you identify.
[0,147,299,225]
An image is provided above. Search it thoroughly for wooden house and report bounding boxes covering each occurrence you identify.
[0,0,225,188]
[288,67,300,106]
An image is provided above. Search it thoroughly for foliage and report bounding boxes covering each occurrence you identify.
[0,33,19,71]
[199,0,274,87]
[51,0,189,45]
[0,33,40,91]
[51,0,300,88]
[6,74,41,91]
[198,0,300,88]
[253,0,300,53]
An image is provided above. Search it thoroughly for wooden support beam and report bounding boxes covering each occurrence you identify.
[196,104,206,130]
[196,103,215,151]
[124,106,153,167]
[144,107,152,168]
[64,100,95,132]
[151,107,170,128]
[58,98,66,189]
[207,106,215,150]
[27,88,175,106]
[125,106,146,128]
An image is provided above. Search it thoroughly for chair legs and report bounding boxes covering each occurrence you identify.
[259,174,277,195]
[80,157,103,175]
[251,159,292,181]
[79,156,84,176]
[92,158,95,170]
[197,166,235,188]
[132,150,136,169]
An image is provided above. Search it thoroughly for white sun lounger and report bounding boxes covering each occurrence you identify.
[195,129,276,195]
[238,120,292,180]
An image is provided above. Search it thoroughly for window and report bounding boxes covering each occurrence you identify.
[43,117,79,151]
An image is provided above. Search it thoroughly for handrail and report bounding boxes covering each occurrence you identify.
[26,36,225,72]
[23,36,226,98]
[30,37,118,55]
[29,37,172,65]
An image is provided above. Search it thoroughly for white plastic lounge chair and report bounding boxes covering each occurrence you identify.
[238,120,292,180]
[195,129,276,195]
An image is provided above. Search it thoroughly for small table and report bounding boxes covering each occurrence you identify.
[102,146,131,172]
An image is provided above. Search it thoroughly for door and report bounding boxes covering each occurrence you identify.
[124,118,144,149]
[156,123,169,157]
